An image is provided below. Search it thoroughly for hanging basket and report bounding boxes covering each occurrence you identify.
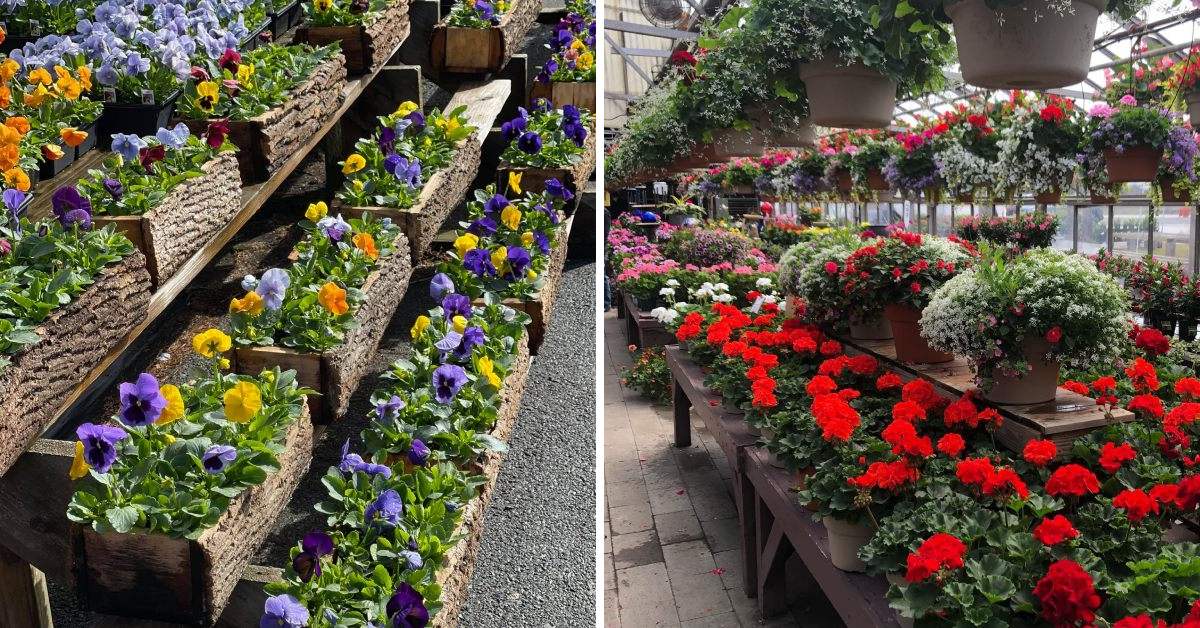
[1104,145,1164,183]
[945,0,1106,89]
[1186,90,1200,128]
[704,127,768,162]
[866,168,889,190]
[798,54,896,129]
[1159,175,1192,204]
[1034,188,1062,205]
[1089,192,1118,204]
[834,169,853,193]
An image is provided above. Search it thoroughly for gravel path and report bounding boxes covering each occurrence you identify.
[459,260,598,628]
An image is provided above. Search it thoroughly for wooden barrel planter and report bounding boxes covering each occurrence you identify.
[73,406,314,625]
[92,151,243,288]
[498,127,596,196]
[333,81,508,264]
[178,54,348,184]
[0,252,151,477]
[530,80,597,113]
[430,0,540,74]
[295,0,412,74]
[233,235,414,421]
[471,215,573,355]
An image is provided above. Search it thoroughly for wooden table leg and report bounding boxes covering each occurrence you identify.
[738,452,758,598]
[0,544,52,628]
[672,374,692,448]
[756,494,789,618]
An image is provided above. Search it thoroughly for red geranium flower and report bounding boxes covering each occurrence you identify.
[1125,357,1161,393]
[1045,326,1063,343]
[904,532,966,583]
[876,372,903,391]
[1098,441,1137,474]
[820,340,842,356]
[1113,488,1159,522]
[1033,515,1078,546]
[848,459,920,491]
[902,379,943,410]
[846,354,878,376]
[892,400,927,423]
[937,433,965,457]
[1039,104,1066,123]
[943,395,979,429]
[806,375,838,397]
[1045,464,1100,498]
[1023,439,1058,467]
[1134,327,1171,357]
[1033,559,1101,628]
[818,355,849,377]
[981,466,1029,499]
[1113,615,1166,628]
[812,393,860,443]
[1062,380,1090,396]
[955,457,995,486]
[1176,377,1200,401]
[1127,394,1164,419]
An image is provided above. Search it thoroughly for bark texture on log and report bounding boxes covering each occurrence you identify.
[253,54,349,179]
[0,251,151,476]
[144,151,243,284]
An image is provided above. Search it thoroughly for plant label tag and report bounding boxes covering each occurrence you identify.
[28,20,39,35]
[102,87,116,103]
[141,89,155,105]
[749,296,765,313]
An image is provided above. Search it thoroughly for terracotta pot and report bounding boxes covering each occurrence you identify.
[1105,145,1164,183]
[1034,188,1062,204]
[799,54,897,129]
[946,0,1105,89]
[1159,175,1192,204]
[955,192,974,203]
[849,315,893,340]
[867,168,889,190]
[1089,193,1118,204]
[823,516,874,572]
[883,304,953,364]
[1188,90,1200,128]
[982,337,1060,405]
[834,169,853,193]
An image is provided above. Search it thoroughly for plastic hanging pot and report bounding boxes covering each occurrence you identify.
[866,168,889,190]
[833,169,853,193]
[1104,145,1164,182]
[945,0,1106,89]
[982,337,1060,405]
[705,128,768,162]
[1159,175,1192,204]
[798,54,896,129]
[1187,90,1200,128]
[1034,188,1062,204]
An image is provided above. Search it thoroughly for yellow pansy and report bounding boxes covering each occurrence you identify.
[193,328,232,358]
[491,247,508,272]
[526,269,537,280]
[435,116,460,134]
[478,356,502,389]
[236,63,255,83]
[27,67,51,86]
[77,65,91,91]
[496,0,509,10]
[230,290,264,316]
[352,180,365,192]
[521,231,534,248]
[452,315,467,334]
[0,58,19,82]
[223,380,262,423]
[343,154,366,174]
[306,201,328,221]
[3,168,28,192]
[411,314,430,339]
[195,81,219,113]
[577,52,594,71]
[500,205,521,230]
[394,100,419,116]
[56,74,81,100]
[23,84,49,107]
[570,39,586,51]
[314,0,332,9]
[156,384,185,425]
[454,232,479,258]
[69,441,89,480]
[220,358,230,369]
[508,171,522,195]
[163,434,176,444]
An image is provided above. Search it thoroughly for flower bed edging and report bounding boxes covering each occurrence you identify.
[295,0,412,74]
[0,251,152,476]
[74,404,314,625]
[92,150,242,287]
[234,234,414,420]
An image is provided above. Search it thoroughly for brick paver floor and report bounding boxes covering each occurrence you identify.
[603,311,844,627]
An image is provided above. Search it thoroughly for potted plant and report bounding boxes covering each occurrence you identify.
[532,0,597,112]
[1166,45,1200,126]
[1087,99,1174,183]
[296,0,411,74]
[845,231,974,356]
[1177,277,1200,342]
[921,247,1129,404]
[1153,124,1199,204]
[934,102,1004,202]
[777,228,862,327]
[943,0,1148,89]
[658,196,705,226]
[1103,55,1174,107]
[884,126,950,198]
[997,94,1083,203]
[432,0,541,74]
[497,103,595,196]
[776,150,831,199]
[3,62,103,179]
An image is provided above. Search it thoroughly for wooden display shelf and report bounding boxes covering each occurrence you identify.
[334,79,511,264]
[743,448,901,626]
[664,346,758,596]
[529,80,596,112]
[621,291,675,349]
[842,336,1134,455]
[496,125,596,196]
[429,0,542,75]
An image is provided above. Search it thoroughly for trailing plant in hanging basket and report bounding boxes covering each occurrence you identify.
[933,100,1005,201]
[1165,45,1200,127]
[997,93,1083,199]
[883,125,949,196]
[1086,99,1174,183]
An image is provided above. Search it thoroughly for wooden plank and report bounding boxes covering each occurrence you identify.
[0,544,52,628]
[0,439,77,583]
[17,29,418,446]
[429,0,540,75]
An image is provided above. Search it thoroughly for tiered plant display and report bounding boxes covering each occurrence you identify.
[74,122,241,286]
[3,60,102,180]
[497,102,595,195]
[231,210,413,419]
[531,0,596,112]
[175,44,349,183]
[296,0,412,74]
[431,0,543,74]
[68,345,312,624]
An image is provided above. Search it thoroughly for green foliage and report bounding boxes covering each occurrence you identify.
[304,0,390,26]
[175,44,341,121]
[620,346,671,403]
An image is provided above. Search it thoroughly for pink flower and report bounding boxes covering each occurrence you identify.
[1089,103,1116,118]
[1119,94,1138,106]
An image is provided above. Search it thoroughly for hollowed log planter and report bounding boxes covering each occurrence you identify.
[430,0,540,74]
[798,54,896,129]
[295,0,411,74]
[946,0,1105,89]
[1105,145,1164,183]
[471,214,573,355]
[75,406,314,625]
[92,151,242,288]
[531,80,597,112]
[0,252,151,476]
[497,127,596,197]
[178,55,347,184]
[234,235,414,421]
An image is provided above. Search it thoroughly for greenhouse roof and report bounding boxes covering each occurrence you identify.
[603,2,1200,132]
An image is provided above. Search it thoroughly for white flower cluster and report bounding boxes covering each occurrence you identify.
[934,142,1001,199]
[777,229,861,296]
[692,281,734,303]
[997,113,1078,194]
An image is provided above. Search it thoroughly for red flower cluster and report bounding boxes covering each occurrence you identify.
[1177,377,1200,402]
[904,532,966,583]
[1113,488,1159,522]
[1134,326,1171,357]
[937,433,965,457]
[1128,394,1164,419]
[955,457,994,486]
[1125,358,1161,393]
[751,377,777,408]
[1040,103,1065,123]
[675,311,704,342]
[806,375,838,397]
[1098,441,1137,474]
[1033,559,1101,628]
[848,459,920,491]
[1023,439,1058,467]
[1033,515,1078,546]
[812,393,860,443]
[1093,375,1119,407]
[1113,615,1167,628]
[876,372,903,391]
[881,419,932,459]
[1062,380,1090,396]
[902,379,944,410]
[981,466,1029,499]
[1045,464,1101,499]
[892,400,927,423]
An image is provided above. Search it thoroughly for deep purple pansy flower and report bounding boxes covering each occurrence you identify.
[118,372,167,426]
[545,178,573,202]
[365,489,403,526]
[386,583,429,628]
[77,422,127,473]
[517,131,542,154]
[463,248,496,277]
[467,216,498,237]
[292,530,334,582]
[432,363,468,404]
[405,111,426,134]
[202,445,237,473]
[441,293,473,320]
[454,326,486,360]
[408,438,430,466]
[506,246,532,278]
[103,178,123,200]
[483,193,510,214]
[534,231,550,255]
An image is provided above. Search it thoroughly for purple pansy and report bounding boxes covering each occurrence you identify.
[261,594,309,628]
[118,372,167,426]
[386,583,429,628]
[442,293,472,320]
[463,248,497,277]
[429,273,455,300]
[408,438,430,466]
[505,246,532,278]
[339,440,392,478]
[365,489,403,526]
[517,131,543,154]
[292,530,334,582]
[432,363,468,404]
[256,268,291,311]
[467,216,499,236]
[317,215,352,242]
[77,422,127,473]
[202,445,237,473]
[454,326,486,360]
